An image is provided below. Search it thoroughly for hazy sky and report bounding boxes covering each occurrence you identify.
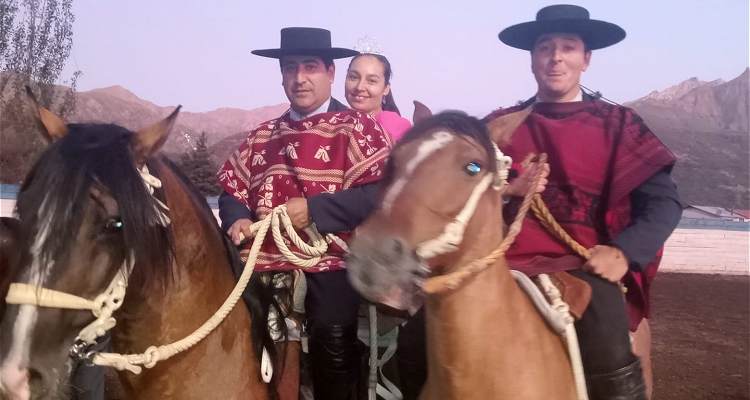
[60,0,749,118]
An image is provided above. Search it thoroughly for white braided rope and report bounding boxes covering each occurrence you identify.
[92,204,339,374]
[536,274,589,400]
[139,165,171,226]
[368,304,378,400]
[240,205,349,264]
[416,142,511,260]
[416,173,494,260]
[5,267,130,345]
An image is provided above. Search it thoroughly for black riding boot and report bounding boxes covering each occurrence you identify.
[396,308,428,400]
[587,359,648,400]
[396,356,427,400]
[309,324,361,400]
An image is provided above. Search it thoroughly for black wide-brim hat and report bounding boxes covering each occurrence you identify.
[499,5,626,51]
[252,27,359,59]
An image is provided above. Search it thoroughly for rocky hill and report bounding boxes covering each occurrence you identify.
[624,68,749,209]
[68,85,289,155]
[0,75,288,182]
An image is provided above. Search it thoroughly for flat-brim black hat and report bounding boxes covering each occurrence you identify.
[499,5,626,51]
[252,27,359,59]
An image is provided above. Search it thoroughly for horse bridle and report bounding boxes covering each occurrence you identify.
[414,138,513,266]
[4,165,168,363]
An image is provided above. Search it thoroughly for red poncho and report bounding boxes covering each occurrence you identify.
[485,101,676,331]
[218,110,392,272]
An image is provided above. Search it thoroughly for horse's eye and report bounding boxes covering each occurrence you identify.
[465,162,482,176]
[104,218,123,232]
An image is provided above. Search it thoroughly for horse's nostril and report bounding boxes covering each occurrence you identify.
[392,238,404,254]
[361,270,373,286]
[27,367,43,384]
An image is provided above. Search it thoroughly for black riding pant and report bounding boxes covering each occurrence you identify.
[567,269,637,374]
[395,270,638,399]
[304,270,364,400]
[303,270,360,328]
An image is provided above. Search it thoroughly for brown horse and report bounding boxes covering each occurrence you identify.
[347,108,580,399]
[0,95,284,400]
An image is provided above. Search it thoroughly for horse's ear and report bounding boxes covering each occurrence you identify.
[487,105,532,146]
[25,85,68,143]
[132,106,181,164]
[413,101,432,124]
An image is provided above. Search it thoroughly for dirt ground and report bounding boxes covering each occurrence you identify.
[97,273,750,400]
[650,273,749,400]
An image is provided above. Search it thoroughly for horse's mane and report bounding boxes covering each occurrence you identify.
[381,111,499,190]
[17,124,174,288]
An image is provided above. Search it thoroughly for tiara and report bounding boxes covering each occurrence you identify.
[353,36,384,56]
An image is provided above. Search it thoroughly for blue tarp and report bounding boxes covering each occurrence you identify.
[0,184,19,200]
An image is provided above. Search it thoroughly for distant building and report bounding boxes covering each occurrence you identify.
[682,205,750,221]
[734,210,750,220]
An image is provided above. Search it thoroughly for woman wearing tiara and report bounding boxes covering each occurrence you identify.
[346,37,411,141]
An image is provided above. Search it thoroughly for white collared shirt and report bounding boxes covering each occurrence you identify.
[534,89,583,103]
[288,98,332,121]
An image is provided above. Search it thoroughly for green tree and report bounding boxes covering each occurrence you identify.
[178,132,222,196]
[0,0,81,183]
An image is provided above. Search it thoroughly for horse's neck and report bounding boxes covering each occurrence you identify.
[113,166,264,399]
[422,201,577,399]
[424,255,531,394]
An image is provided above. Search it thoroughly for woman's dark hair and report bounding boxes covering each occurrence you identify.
[349,53,401,116]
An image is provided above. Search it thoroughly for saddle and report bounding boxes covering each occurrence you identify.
[547,271,592,320]
[511,270,592,335]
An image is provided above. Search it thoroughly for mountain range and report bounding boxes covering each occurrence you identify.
[66,85,290,155]
[1,68,747,208]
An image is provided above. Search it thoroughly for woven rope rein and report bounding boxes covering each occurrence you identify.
[530,195,627,294]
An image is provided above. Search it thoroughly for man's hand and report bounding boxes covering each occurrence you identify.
[228,218,254,245]
[286,197,312,230]
[507,162,550,197]
[582,245,629,283]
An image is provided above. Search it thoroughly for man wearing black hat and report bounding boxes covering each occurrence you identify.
[216,27,392,400]
[396,5,682,400]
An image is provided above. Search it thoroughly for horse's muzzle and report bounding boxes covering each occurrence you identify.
[346,235,424,311]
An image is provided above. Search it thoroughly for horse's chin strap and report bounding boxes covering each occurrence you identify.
[415,173,494,260]
[6,266,131,346]
[415,142,512,261]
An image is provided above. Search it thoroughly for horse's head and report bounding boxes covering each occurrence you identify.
[347,102,530,311]
[0,88,180,400]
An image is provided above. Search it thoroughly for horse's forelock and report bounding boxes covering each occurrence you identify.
[381,111,498,189]
[17,124,175,289]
